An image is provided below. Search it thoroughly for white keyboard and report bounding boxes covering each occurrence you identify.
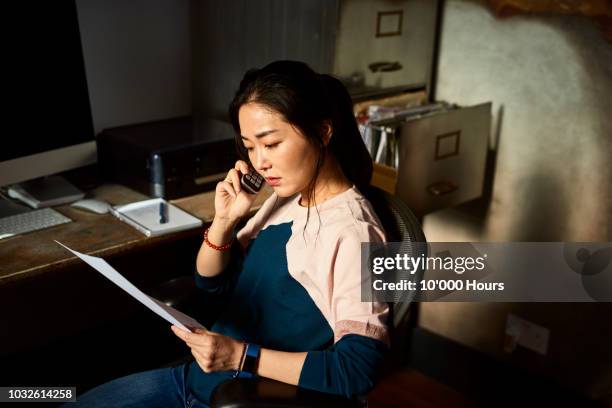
[0,207,72,239]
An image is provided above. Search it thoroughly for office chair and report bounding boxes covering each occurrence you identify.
[153,185,427,408]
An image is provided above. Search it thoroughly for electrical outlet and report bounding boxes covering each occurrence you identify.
[505,314,550,355]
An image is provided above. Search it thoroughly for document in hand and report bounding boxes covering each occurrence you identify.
[55,241,205,333]
[110,198,202,237]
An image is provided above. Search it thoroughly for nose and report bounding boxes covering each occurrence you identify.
[252,147,271,173]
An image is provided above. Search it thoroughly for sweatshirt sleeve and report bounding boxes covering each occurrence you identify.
[194,241,244,297]
[298,220,391,398]
[194,192,280,296]
[297,333,388,398]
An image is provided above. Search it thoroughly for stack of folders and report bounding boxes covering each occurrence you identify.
[359,103,451,168]
[111,198,202,237]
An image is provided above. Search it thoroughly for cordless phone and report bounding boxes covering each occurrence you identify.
[240,170,265,194]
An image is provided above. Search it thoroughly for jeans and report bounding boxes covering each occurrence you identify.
[61,363,209,408]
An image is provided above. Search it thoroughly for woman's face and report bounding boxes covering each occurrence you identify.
[238,102,320,198]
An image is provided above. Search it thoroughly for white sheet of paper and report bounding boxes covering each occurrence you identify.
[55,241,205,333]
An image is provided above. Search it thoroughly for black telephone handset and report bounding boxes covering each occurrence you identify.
[240,170,265,194]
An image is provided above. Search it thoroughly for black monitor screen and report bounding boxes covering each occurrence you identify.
[3,0,94,162]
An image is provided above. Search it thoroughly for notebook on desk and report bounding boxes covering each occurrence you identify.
[111,198,202,237]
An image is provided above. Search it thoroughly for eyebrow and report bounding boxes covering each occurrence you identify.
[241,129,278,141]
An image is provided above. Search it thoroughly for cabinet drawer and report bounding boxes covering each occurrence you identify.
[395,102,491,216]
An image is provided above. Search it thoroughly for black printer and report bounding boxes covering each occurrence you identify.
[97,116,237,199]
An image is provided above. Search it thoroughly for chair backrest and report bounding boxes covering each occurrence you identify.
[361,185,428,362]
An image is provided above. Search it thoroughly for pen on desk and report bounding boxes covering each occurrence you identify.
[159,202,168,224]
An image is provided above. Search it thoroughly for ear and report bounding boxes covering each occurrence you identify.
[321,121,333,146]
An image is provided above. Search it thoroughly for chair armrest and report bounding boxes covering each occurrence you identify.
[210,377,365,408]
[148,275,223,329]
[148,275,198,309]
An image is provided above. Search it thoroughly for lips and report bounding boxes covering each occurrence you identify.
[265,177,281,186]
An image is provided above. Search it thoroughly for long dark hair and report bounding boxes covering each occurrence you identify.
[229,60,373,228]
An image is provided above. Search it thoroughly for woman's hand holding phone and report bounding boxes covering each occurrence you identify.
[214,160,259,225]
[197,160,257,277]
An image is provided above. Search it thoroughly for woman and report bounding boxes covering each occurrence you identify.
[69,60,390,408]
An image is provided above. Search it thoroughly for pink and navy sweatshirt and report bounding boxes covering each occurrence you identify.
[187,185,390,404]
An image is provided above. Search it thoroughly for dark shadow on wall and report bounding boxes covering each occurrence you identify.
[408,326,608,408]
[507,170,569,240]
[505,302,612,406]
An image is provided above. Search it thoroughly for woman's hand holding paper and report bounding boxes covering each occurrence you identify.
[171,325,243,374]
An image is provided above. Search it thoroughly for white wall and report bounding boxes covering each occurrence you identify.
[425,0,612,242]
[419,1,612,402]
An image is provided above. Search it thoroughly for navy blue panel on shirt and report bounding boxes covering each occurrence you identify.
[298,333,388,398]
[188,222,336,404]
[211,222,334,351]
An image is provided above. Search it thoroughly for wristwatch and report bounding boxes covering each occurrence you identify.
[238,343,261,378]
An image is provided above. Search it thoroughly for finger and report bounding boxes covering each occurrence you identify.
[192,348,212,365]
[191,347,203,359]
[171,325,189,340]
[215,180,233,196]
[192,349,213,373]
[235,160,250,175]
[183,331,215,348]
[184,338,210,350]
[172,325,207,345]
[184,335,215,349]
[227,168,241,194]
[217,181,236,198]
[191,349,205,370]
[184,327,216,343]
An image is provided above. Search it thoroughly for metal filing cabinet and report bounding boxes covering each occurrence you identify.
[360,100,491,217]
[395,102,491,216]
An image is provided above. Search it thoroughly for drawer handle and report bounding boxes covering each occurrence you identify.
[368,61,403,72]
[427,181,458,196]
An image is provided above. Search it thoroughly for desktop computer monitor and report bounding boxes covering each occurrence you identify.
[0,0,95,193]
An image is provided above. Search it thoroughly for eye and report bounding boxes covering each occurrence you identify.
[265,142,280,149]
[245,146,254,152]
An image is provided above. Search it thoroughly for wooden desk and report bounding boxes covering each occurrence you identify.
[0,184,271,357]
[0,183,272,286]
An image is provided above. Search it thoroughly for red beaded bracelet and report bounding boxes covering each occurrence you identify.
[203,227,234,251]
